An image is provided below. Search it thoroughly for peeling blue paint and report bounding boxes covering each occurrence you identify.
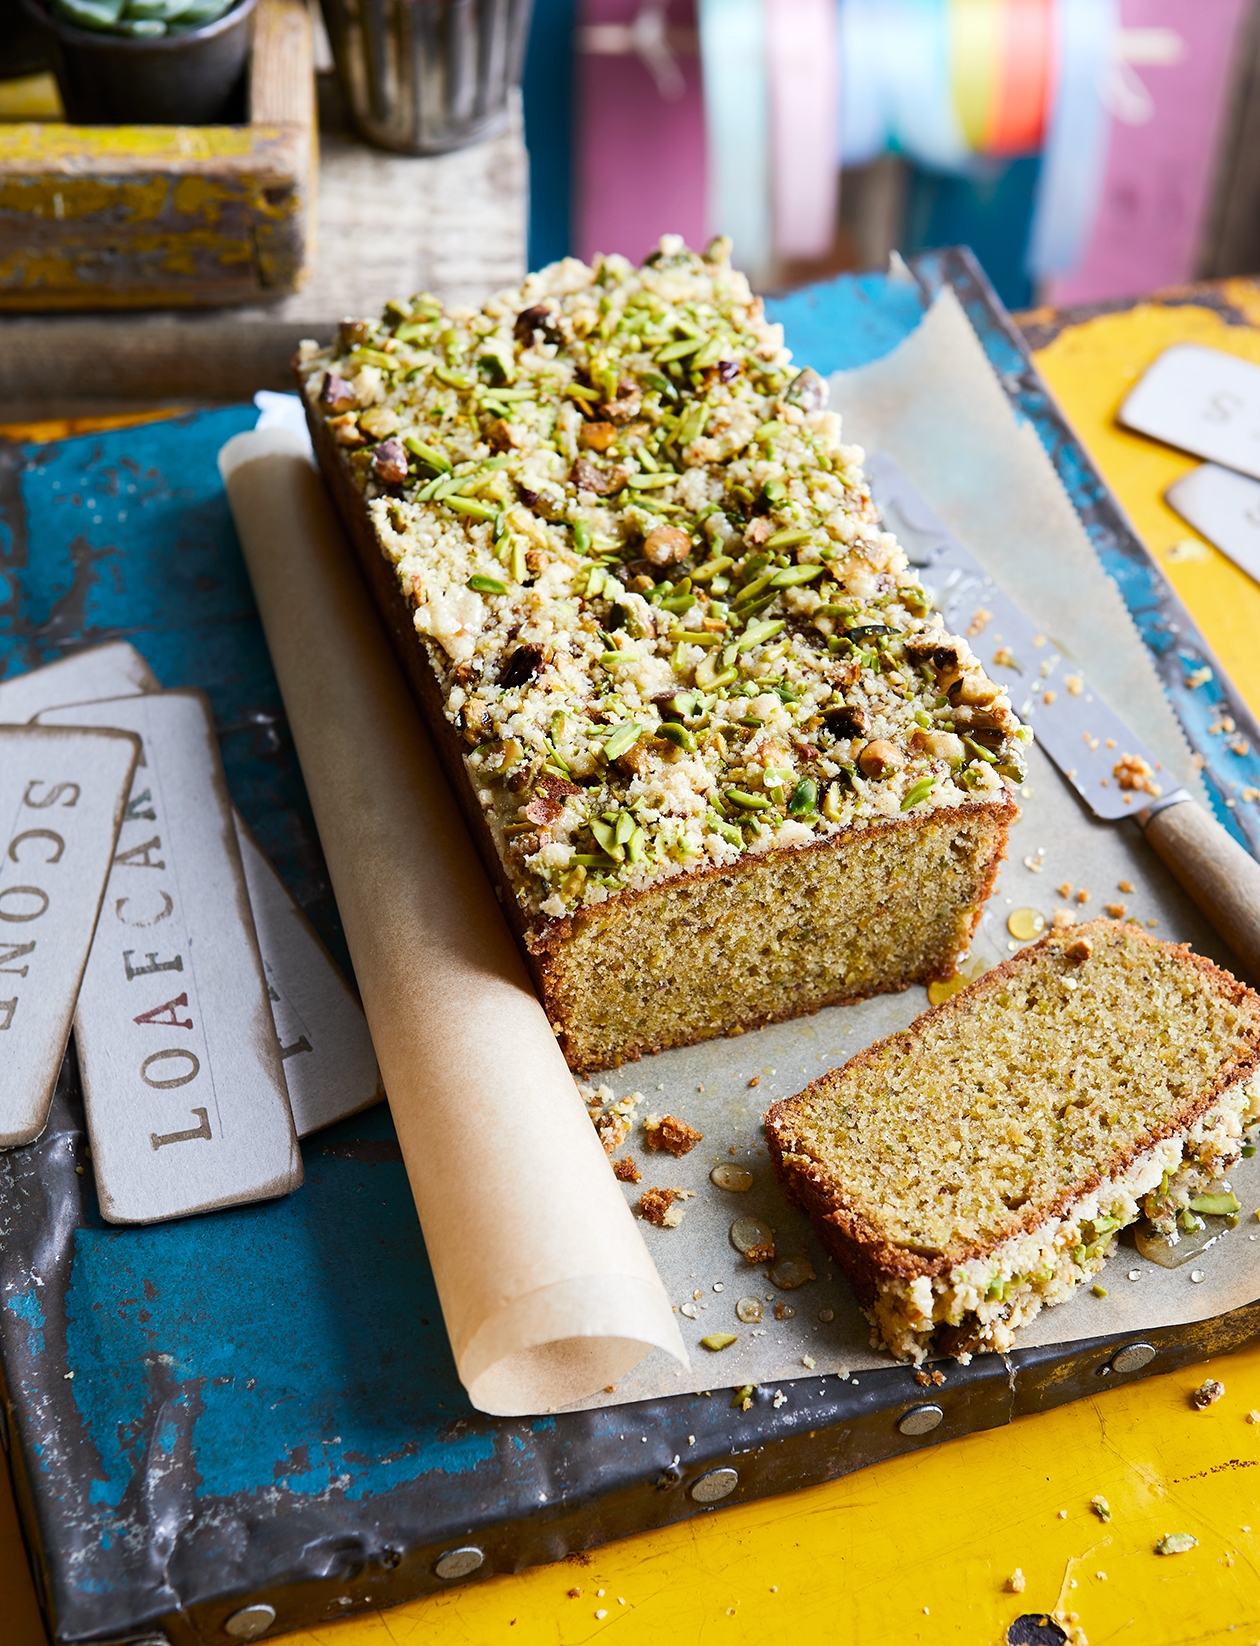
[6,1290,46,1358]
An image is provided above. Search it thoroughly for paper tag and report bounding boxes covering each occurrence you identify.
[1165,461,1260,588]
[0,642,159,722]
[234,817,382,1136]
[1119,344,1260,479]
[38,692,302,1224]
[6,645,381,1137]
[0,726,140,1148]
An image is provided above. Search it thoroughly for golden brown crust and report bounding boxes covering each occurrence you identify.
[302,370,1015,1073]
[765,921,1260,1283]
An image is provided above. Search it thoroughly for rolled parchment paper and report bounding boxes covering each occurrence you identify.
[219,429,687,1415]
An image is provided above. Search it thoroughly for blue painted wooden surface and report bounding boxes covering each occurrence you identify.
[1,263,1256,1639]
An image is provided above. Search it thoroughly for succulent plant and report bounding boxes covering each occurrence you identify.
[54,0,237,36]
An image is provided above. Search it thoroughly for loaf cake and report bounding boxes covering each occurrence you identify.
[766,921,1260,1364]
[296,236,1023,1071]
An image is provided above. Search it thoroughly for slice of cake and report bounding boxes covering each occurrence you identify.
[766,922,1260,1363]
[296,236,1023,1071]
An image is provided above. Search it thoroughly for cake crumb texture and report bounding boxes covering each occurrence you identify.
[766,923,1260,1362]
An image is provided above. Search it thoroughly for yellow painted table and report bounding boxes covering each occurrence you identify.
[5,284,1260,1646]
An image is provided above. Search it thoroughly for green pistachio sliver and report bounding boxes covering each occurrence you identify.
[433,365,475,390]
[402,436,451,473]
[690,555,733,584]
[447,497,499,521]
[768,563,824,588]
[1242,1144,1257,1158]
[738,619,785,653]
[589,818,624,859]
[813,603,859,621]
[900,777,937,812]
[787,778,817,817]
[345,347,395,371]
[671,630,723,647]
[602,722,642,761]
[963,735,998,764]
[572,852,618,869]
[467,574,507,595]
[572,520,592,555]
[566,383,600,404]
[700,1332,738,1351]
[674,400,709,446]
[1188,1192,1240,1217]
[655,722,696,752]
[726,788,773,812]
[691,336,726,370]
[656,337,705,363]
[764,528,812,550]
[613,810,636,845]
[1155,1533,1197,1556]
[624,472,678,490]
[625,825,647,863]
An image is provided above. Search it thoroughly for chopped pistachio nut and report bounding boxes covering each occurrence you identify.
[300,236,1024,920]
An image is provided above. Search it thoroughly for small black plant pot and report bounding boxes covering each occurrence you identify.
[21,0,258,126]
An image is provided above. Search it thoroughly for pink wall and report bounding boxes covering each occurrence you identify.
[575,0,708,266]
[1047,0,1251,307]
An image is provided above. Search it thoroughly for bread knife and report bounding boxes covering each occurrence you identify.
[866,451,1260,984]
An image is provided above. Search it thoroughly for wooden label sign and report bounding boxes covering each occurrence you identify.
[9,644,384,1140]
[0,726,141,1148]
[234,817,383,1137]
[39,692,303,1223]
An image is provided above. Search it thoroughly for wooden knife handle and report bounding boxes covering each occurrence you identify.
[1142,799,1260,984]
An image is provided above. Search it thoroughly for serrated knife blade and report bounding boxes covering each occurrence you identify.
[865,452,1260,983]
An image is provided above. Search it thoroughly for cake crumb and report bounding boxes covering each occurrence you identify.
[744,1241,777,1264]
[1105,902,1125,919]
[1186,666,1213,688]
[1004,1569,1026,1594]
[1114,752,1163,797]
[1247,1410,1260,1424]
[568,1587,582,1599]
[1118,880,1133,893]
[1065,674,1084,695]
[1192,1378,1224,1410]
[1044,689,1057,705]
[968,607,993,635]
[1052,908,1076,931]
[1056,881,1073,898]
[1091,1494,1111,1522]
[748,1075,760,1088]
[644,1114,704,1156]
[993,645,1017,669]
[613,1155,641,1183]
[1075,888,1090,904]
[638,1186,677,1225]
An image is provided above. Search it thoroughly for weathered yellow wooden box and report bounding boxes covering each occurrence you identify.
[0,0,314,309]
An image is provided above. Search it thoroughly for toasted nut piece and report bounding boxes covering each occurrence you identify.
[337,318,373,351]
[487,418,520,452]
[912,728,964,763]
[858,738,903,779]
[603,380,642,423]
[950,672,1002,707]
[823,704,868,739]
[579,421,618,451]
[372,438,408,484]
[319,371,356,413]
[360,405,400,440]
[1064,936,1093,962]
[571,458,625,496]
[1191,1378,1224,1409]
[643,526,691,567]
[326,412,365,447]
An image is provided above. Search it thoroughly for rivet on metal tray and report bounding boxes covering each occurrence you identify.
[1110,1342,1156,1375]
[223,1605,277,1640]
[434,1546,485,1580]
[690,1467,739,1503]
[897,1404,944,1437]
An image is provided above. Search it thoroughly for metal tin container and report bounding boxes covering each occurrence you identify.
[319,0,534,155]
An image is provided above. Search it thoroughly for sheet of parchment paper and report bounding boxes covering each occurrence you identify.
[549,292,1258,1411]
[218,429,687,1417]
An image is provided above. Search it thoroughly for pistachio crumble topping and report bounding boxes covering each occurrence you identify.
[298,236,1028,922]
